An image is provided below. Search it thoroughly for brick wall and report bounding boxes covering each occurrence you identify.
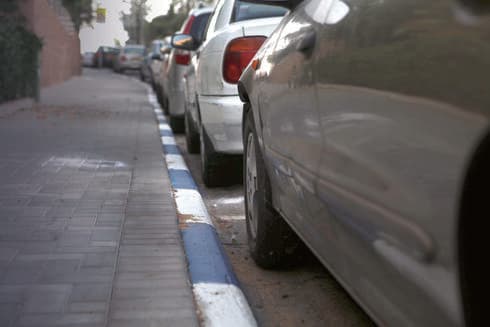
[20,0,81,88]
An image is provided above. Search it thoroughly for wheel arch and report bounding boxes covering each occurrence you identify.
[458,129,489,326]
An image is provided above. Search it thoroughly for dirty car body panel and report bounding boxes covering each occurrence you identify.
[239,0,490,326]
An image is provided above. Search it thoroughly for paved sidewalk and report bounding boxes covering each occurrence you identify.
[0,69,198,327]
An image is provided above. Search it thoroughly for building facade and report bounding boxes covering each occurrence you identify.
[19,0,81,88]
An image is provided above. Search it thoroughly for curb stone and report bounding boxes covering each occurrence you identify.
[147,87,257,327]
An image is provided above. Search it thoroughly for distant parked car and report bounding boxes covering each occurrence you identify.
[153,36,172,113]
[93,46,119,68]
[163,7,213,132]
[140,53,153,82]
[82,52,95,67]
[174,0,287,186]
[140,39,169,86]
[238,0,490,326]
[113,45,146,73]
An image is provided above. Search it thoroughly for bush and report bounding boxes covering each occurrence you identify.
[0,2,42,104]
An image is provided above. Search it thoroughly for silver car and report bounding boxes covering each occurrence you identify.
[165,7,213,132]
[239,0,489,326]
[113,45,146,73]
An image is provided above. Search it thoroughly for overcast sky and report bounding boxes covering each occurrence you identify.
[80,0,169,52]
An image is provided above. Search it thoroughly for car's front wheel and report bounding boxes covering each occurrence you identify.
[243,106,303,269]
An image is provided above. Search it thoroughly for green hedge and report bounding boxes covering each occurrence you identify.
[0,2,42,104]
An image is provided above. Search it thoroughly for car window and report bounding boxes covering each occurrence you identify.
[216,0,234,29]
[204,0,226,41]
[190,13,211,44]
[231,1,288,22]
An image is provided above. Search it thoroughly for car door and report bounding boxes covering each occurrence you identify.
[257,4,323,245]
[313,0,489,325]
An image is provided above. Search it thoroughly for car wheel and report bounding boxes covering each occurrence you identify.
[169,116,184,134]
[199,125,241,187]
[162,97,169,116]
[243,106,303,269]
[185,108,200,154]
[200,125,224,187]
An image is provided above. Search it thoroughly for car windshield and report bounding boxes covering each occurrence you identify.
[232,1,288,22]
[124,47,145,54]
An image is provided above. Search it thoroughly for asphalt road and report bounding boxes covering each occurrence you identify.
[173,134,375,327]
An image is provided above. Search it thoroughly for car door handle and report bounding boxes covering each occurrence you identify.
[296,30,316,54]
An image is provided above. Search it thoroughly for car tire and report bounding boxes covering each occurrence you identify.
[199,125,242,187]
[200,125,225,187]
[185,108,200,154]
[162,97,169,116]
[169,116,184,134]
[156,89,164,108]
[243,105,303,269]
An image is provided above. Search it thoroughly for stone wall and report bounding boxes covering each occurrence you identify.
[20,0,81,88]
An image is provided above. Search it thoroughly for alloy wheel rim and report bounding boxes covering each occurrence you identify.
[246,132,258,239]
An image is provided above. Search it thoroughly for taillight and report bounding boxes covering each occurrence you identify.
[223,36,266,84]
[121,55,127,62]
[175,50,190,65]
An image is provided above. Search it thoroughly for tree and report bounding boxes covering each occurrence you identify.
[121,0,149,44]
[171,0,212,15]
[61,0,93,31]
[0,0,42,103]
[144,5,186,45]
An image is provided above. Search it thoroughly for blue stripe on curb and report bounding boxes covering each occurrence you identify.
[160,130,173,137]
[181,223,240,286]
[168,169,198,190]
[162,144,180,155]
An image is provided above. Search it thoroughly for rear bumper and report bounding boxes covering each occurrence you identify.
[199,95,243,155]
[120,62,142,70]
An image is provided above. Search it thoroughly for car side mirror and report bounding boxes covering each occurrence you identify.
[171,33,197,51]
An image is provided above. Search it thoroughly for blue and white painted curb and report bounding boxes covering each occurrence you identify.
[147,89,257,327]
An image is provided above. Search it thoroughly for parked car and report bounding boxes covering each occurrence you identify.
[93,46,119,68]
[163,7,213,132]
[140,39,169,85]
[154,36,173,113]
[238,0,489,326]
[113,45,146,73]
[82,52,95,67]
[173,0,287,186]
